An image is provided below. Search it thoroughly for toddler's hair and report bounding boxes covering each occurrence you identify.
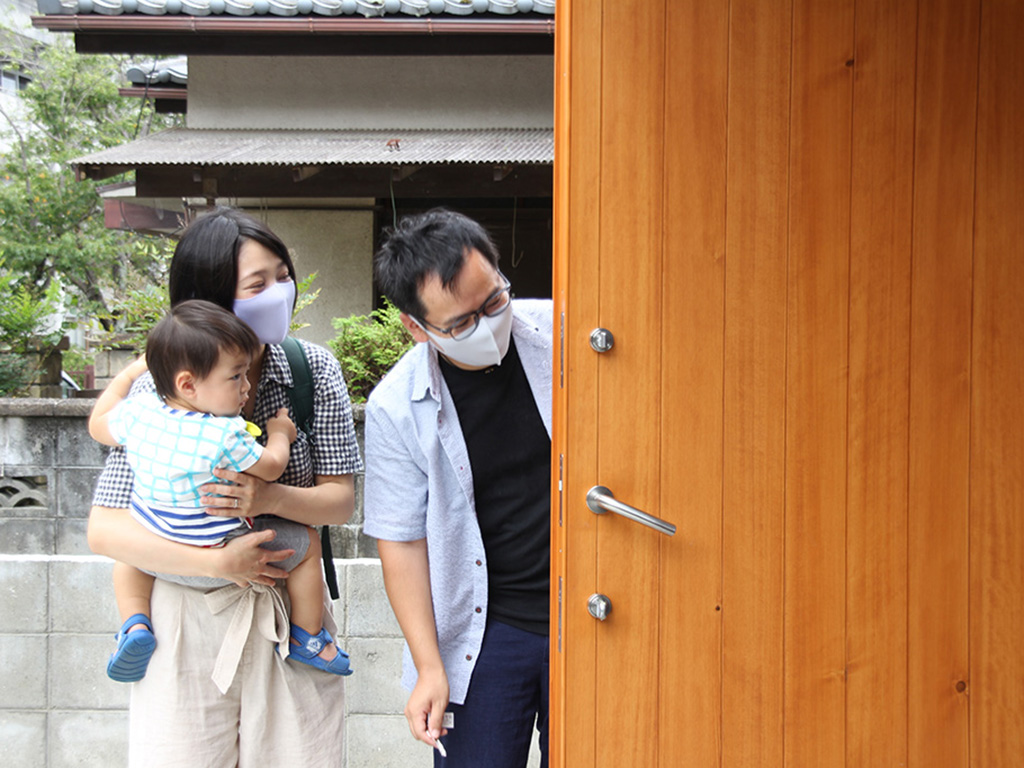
[146,300,260,401]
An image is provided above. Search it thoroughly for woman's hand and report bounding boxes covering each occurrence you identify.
[214,528,294,587]
[201,468,274,518]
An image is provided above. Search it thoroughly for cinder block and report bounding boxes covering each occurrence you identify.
[354,531,378,560]
[0,711,47,768]
[345,562,400,638]
[49,635,130,710]
[0,519,55,555]
[56,421,109,468]
[0,469,54,519]
[55,468,104,519]
[0,560,48,632]
[49,710,128,768]
[345,714,431,768]
[50,560,117,633]
[344,638,407,715]
[351,474,365,524]
[0,418,56,467]
[56,519,92,556]
[0,635,47,709]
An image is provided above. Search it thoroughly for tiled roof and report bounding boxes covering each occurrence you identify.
[37,0,554,17]
[73,127,553,167]
[125,56,187,84]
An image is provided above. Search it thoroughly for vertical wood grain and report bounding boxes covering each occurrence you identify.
[784,0,854,764]
[594,0,665,765]
[845,0,916,764]
[907,0,979,764]
[557,1,602,766]
[970,1,1024,765]
[659,1,728,765]
[722,0,791,766]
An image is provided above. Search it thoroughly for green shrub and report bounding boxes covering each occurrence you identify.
[0,261,65,396]
[328,299,414,403]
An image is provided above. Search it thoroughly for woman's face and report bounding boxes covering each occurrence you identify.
[235,240,292,300]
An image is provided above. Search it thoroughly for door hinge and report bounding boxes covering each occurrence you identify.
[558,453,563,527]
[559,311,565,389]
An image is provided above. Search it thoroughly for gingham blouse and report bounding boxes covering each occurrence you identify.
[93,339,363,508]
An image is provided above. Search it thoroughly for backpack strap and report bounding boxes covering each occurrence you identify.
[279,336,314,439]
[278,337,340,601]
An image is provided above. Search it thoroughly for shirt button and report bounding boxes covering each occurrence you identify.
[475,607,482,613]
[475,559,482,566]
[466,654,473,661]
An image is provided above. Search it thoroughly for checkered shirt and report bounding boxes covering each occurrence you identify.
[93,339,364,508]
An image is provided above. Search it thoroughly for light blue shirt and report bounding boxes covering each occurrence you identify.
[363,299,553,704]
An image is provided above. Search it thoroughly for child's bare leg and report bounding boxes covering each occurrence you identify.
[113,561,154,632]
[287,527,338,662]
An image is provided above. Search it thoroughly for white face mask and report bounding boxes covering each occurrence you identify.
[232,279,296,346]
[417,303,514,369]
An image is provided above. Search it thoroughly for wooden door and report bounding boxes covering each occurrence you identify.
[550,1,1024,766]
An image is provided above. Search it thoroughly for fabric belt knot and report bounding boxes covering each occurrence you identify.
[205,582,290,694]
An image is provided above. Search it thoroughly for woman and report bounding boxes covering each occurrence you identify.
[88,208,362,767]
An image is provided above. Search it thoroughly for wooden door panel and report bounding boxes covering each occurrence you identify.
[908,0,979,764]
[721,1,790,765]
[845,0,916,763]
[660,2,728,765]
[785,0,855,763]
[554,2,1023,766]
[970,1,1024,764]
[594,1,665,766]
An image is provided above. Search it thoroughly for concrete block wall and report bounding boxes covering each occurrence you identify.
[0,400,542,767]
[0,555,431,768]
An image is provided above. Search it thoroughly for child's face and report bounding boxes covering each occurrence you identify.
[188,347,252,417]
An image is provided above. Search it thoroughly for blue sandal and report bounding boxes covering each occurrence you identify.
[107,613,156,683]
[287,624,352,676]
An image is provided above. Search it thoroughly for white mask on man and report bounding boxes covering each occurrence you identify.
[416,303,514,369]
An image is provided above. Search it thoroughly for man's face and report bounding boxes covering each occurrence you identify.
[401,247,507,368]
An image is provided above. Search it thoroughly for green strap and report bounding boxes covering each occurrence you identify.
[279,336,314,438]
[278,337,339,600]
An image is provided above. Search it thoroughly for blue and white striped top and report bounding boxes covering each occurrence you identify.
[107,392,263,546]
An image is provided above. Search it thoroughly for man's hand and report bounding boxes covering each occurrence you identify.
[405,666,450,746]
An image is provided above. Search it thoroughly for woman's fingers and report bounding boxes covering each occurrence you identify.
[216,529,294,585]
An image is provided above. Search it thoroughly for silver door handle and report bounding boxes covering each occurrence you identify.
[586,485,677,536]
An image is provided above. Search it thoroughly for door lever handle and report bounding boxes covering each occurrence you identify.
[586,485,677,536]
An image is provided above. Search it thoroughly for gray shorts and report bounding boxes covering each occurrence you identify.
[145,516,312,589]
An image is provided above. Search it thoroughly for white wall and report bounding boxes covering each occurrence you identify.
[187,55,554,130]
[257,207,375,348]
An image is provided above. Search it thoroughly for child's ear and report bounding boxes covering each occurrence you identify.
[175,370,197,398]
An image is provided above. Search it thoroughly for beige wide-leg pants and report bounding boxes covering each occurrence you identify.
[128,578,344,767]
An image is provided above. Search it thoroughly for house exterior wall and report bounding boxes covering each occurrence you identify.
[256,207,376,350]
[186,55,554,130]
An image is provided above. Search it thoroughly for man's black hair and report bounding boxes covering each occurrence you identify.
[374,209,500,320]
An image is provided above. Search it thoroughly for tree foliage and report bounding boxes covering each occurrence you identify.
[0,31,179,322]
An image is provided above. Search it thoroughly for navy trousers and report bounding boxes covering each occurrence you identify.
[436,619,549,768]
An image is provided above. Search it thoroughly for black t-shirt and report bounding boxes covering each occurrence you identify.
[440,338,551,636]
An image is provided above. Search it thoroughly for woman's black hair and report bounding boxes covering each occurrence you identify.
[373,208,500,320]
[146,300,260,401]
[168,207,297,312]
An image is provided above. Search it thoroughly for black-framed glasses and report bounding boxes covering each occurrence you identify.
[418,273,513,340]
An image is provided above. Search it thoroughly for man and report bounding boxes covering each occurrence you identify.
[363,209,552,768]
